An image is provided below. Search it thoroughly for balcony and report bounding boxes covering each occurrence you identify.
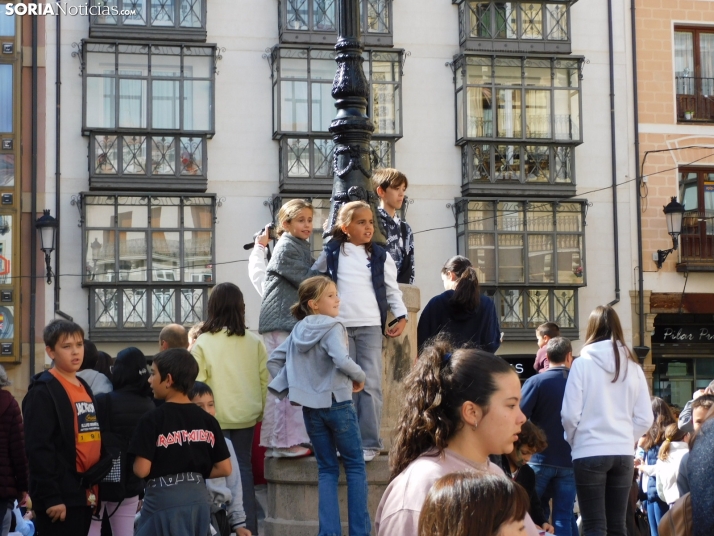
[676,77,714,123]
[677,209,714,271]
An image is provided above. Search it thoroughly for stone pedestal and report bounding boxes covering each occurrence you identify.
[265,283,420,535]
[264,456,390,536]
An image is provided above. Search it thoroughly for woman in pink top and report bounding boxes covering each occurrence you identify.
[375,341,543,536]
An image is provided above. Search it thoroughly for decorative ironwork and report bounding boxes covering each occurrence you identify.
[527,289,550,327]
[71,41,84,76]
[214,46,226,75]
[70,195,84,227]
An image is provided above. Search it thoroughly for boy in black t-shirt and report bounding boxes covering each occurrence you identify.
[129,348,231,536]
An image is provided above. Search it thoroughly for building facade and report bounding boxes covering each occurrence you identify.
[632,0,714,408]
[0,0,639,391]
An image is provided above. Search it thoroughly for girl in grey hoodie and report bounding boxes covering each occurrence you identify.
[267,276,370,536]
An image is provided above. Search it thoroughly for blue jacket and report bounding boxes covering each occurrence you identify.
[324,239,390,333]
[520,365,572,468]
[267,315,366,409]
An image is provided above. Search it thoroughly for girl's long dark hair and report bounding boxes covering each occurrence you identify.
[418,472,529,536]
[584,305,637,382]
[389,338,515,480]
[442,256,480,312]
[200,282,246,337]
[642,397,676,451]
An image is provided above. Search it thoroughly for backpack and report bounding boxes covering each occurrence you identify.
[98,393,128,503]
[658,493,692,536]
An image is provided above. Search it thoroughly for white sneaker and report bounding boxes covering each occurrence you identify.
[272,446,312,458]
[363,449,380,462]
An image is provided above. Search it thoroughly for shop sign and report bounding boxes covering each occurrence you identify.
[653,325,714,344]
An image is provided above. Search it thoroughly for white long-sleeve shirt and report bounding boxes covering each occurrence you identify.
[561,340,654,460]
[312,242,407,328]
[248,243,268,297]
[655,442,689,505]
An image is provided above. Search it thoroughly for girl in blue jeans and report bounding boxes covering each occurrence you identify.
[267,276,370,536]
[313,201,408,462]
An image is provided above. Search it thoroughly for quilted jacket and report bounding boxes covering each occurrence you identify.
[258,233,316,334]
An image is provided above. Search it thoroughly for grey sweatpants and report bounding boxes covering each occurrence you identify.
[347,325,383,451]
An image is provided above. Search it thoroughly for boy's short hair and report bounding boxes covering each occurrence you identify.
[545,337,572,365]
[536,322,560,339]
[43,319,85,350]
[515,421,548,453]
[189,380,213,400]
[372,168,408,192]
[693,394,714,412]
[152,348,199,395]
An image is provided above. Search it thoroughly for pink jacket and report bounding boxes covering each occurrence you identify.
[375,448,542,536]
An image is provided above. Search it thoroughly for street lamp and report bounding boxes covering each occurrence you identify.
[655,197,685,269]
[325,0,386,244]
[35,209,58,284]
[90,237,102,281]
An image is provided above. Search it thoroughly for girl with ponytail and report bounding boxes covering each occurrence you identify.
[416,256,500,353]
[375,340,544,536]
[637,423,690,507]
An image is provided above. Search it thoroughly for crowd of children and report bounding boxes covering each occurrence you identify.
[5,165,713,536]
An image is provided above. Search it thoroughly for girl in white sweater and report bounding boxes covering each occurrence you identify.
[561,305,654,536]
[313,201,407,462]
[637,423,690,506]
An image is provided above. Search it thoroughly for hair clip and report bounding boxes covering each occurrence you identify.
[443,352,452,363]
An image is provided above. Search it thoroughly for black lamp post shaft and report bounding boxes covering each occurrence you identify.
[327,0,386,244]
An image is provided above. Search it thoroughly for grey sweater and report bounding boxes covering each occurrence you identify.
[258,233,316,334]
[267,315,366,409]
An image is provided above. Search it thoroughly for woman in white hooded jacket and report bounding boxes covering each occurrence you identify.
[561,305,654,536]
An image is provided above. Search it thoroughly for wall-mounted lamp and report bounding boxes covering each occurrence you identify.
[655,197,685,269]
[35,209,58,284]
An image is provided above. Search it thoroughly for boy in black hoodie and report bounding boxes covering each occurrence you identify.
[22,320,102,536]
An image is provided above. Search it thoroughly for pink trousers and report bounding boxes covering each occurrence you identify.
[259,330,310,449]
[88,495,140,536]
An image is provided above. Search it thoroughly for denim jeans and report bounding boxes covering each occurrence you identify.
[531,463,578,536]
[303,400,371,536]
[645,496,669,536]
[573,455,634,536]
[347,326,383,450]
[224,427,258,534]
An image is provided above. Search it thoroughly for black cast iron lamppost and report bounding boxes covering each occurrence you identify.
[655,197,685,269]
[35,209,58,284]
[326,0,386,245]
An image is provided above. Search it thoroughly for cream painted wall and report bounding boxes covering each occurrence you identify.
[35,0,638,369]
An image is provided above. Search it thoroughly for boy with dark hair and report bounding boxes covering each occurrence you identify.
[22,319,102,536]
[521,336,577,536]
[534,322,560,373]
[372,168,415,284]
[129,348,232,536]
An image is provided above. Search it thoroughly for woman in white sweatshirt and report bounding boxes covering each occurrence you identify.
[561,305,654,536]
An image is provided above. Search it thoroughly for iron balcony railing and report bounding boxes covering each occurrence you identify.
[679,209,714,270]
[676,77,714,122]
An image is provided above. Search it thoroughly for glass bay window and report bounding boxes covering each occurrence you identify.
[271,46,402,191]
[279,0,393,46]
[83,41,215,136]
[455,1,574,54]
[454,55,583,145]
[454,198,585,338]
[89,0,208,41]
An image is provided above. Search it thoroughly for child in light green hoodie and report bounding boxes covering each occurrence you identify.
[191,283,268,535]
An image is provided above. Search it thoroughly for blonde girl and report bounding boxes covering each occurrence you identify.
[313,200,408,462]
[638,423,690,506]
[252,199,317,458]
[267,276,369,535]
